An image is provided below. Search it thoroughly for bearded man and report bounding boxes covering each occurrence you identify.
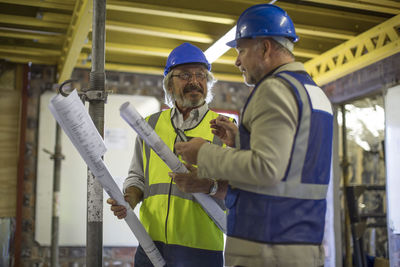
[107,43,227,267]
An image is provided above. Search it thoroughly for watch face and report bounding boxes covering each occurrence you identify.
[209,180,218,196]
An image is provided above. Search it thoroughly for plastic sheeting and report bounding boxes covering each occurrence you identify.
[0,217,15,267]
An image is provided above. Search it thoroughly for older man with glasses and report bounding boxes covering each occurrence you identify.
[107,42,230,267]
[173,4,333,267]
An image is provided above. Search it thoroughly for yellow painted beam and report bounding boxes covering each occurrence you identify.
[295,24,355,40]
[79,43,315,70]
[294,48,320,59]
[75,61,243,83]
[302,0,400,14]
[0,14,68,30]
[213,56,236,65]
[217,48,320,61]
[281,3,386,23]
[195,0,385,23]
[41,12,72,23]
[83,42,239,66]
[359,0,400,8]
[83,42,171,57]
[106,21,214,43]
[76,61,163,76]
[0,0,74,10]
[0,29,63,44]
[304,14,400,86]
[0,53,57,65]
[0,45,60,56]
[57,0,92,84]
[107,1,235,25]
[210,71,244,83]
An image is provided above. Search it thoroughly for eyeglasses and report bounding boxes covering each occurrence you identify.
[171,72,207,81]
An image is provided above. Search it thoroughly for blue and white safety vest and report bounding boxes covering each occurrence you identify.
[225,71,333,244]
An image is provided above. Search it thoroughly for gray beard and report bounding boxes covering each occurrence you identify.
[174,93,205,108]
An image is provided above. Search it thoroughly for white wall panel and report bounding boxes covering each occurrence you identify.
[35,92,160,246]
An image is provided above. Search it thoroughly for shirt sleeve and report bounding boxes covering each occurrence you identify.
[197,78,298,188]
[123,136,145,193]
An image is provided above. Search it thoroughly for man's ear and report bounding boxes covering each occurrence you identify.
[261,39,272,58]
[167,79,174,93]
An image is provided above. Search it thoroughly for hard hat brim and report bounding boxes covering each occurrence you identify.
[226,39,237,48]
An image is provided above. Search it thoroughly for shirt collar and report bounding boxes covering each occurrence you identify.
[171,102,209,128]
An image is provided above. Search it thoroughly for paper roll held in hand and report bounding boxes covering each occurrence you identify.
[120,102,227,233]
[49,90,166,267]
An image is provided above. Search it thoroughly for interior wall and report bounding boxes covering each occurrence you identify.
[385,85,400,265]
[0,63,21,217]
[17,64,56,266]
[35,92,160,246]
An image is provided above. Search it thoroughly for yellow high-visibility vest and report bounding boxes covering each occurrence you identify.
[140,109,225,251]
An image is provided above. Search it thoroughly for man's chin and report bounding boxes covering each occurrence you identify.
[243,75,255,87]
[184,98,205,108]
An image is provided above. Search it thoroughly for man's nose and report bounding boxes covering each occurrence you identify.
[235,56,241,67]
[188,74,200,83]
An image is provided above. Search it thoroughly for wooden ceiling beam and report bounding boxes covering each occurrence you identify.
[0,44,60,56]
[0,53,57,64]
[358,0,400,9]
[302,0,400,15]
[107,1,236,25]
[83,42,240,67]
[40,12,71,23]
[83,42,171,57]
[0,14,68,30]
[0,29,63,44]
[294,48,320,59]
[224,0,386,22]
[106,21,215,43]
[0,0,74,10]
[75,61,243,82]
[79,42,318,69]
[296,24,355,40]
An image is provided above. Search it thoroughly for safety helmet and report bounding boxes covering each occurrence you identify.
[226,4,299,48]
[164,43,211,76]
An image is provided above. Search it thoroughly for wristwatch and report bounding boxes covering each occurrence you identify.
[208,179,218,196]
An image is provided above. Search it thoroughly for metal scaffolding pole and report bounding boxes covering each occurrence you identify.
[341,105,353,267]
[50,123,64,267]
[86,0,106,265]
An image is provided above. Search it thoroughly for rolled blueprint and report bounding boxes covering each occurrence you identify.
[49,90,166,267]
[120,102,227,233]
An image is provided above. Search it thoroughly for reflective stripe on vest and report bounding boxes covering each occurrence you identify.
[143,109,225,200]
[235,72,332,199]
[226,71,333,244]
[140,108,225,251]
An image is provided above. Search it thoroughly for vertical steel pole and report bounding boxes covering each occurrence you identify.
[51,123,63,267]
[87,0,106,265]
[341,105,353,267]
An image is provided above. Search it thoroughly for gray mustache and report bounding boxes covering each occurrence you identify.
[183,84,203,94]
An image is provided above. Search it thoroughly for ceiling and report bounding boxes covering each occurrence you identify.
[0,0,399,85]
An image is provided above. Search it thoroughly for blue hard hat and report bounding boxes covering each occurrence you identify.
[164,43,211,76]
[226,4,299,48]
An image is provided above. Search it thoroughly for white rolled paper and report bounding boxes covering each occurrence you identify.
[120,102,227,233]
